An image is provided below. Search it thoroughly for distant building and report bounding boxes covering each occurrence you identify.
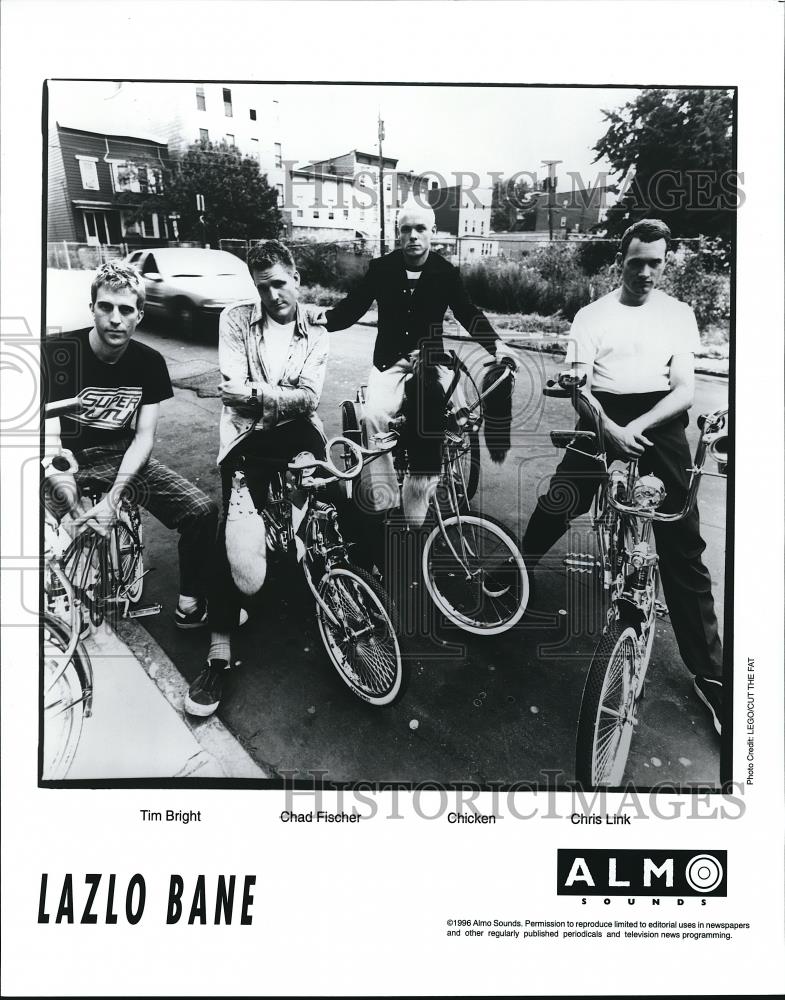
[287,150,431,249]
[94,82,287,199]
[47,123,172,247]
[529,184,610,235]
[427,183,493,239]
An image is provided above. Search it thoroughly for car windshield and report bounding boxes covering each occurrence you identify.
[160,251,247,278]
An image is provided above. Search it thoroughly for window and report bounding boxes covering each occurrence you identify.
[560,216,567,228]
[77,156,99,191]
[328,210,334,220]
[276,183,284,204]
[250,137,260,160]
[249,108,257,121]
[196,86,206,111]
[111,162,162,195]
[225,134,235,146]
[141,253,159,274]
[296,209,304,218]
[343,209,349,219]
[121,211,160,239]
[274,142,282,168]
[480,221,485,234]
[223,88,233,117]
[199,128,209,143]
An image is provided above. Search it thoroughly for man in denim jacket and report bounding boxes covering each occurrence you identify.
[186,240,328,717]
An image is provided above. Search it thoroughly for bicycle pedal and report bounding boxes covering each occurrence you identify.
[127,603,162,618]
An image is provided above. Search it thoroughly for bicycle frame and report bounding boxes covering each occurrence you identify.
[253,435,367,630]
[44,517,94,717]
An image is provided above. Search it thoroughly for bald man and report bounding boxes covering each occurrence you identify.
[319,201,517,523]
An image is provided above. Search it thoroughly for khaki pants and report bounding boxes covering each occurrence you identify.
[357,353,461,517]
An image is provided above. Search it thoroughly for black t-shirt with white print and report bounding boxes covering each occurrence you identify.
[43,329,173,452]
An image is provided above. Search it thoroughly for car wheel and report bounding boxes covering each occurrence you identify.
[172,298,196,338]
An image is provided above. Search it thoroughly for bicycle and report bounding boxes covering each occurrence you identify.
[42,397,158,777]
[542,371,729,788]
[249,434,405,705]
[341,350,529,636]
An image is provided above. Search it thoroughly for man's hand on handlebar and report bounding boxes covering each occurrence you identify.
[494,340,520,373]
[605,419,653,460]
[70,494,119,538]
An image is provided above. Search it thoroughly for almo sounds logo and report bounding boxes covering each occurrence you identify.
[557,850,727,897]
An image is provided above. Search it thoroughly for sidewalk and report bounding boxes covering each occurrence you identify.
[64,616,267,780]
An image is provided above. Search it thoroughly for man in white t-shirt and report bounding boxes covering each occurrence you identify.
[522,219,724,735]
[185,239,329,717]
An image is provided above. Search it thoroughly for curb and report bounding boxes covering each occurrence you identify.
[111,616,268,779]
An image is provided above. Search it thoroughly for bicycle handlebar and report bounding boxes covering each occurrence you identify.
[288,435,365,482]
[44,396,83,418]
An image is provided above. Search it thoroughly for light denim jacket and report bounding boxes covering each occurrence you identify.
[217,299,329,464]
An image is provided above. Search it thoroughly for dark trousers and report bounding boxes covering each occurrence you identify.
[522,392,723,681]
[75,444,218,598]
[209,420,327,632]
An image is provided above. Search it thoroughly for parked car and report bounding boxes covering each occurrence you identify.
[124,247,258,335]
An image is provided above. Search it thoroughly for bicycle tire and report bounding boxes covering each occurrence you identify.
[575,621,643,789]
[316,565,405,706]
[88,535,110,628]
[43,614,92,779]
[422,512,529,635]
[113,508,144,604]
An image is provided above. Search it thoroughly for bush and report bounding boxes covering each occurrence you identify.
[299,284,346,306]
[463,249,593,321]
[290,241,371,293]
[659,244,730,331]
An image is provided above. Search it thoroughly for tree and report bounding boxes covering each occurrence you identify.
[163,139,282,245]
[491,176,535,232]
[593,89,737,241]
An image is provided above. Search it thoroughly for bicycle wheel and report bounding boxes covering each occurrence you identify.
[422,512,528,635]
[113,508,144,603]
[43,614,92,779]
[316,565,405,706]
[575,621,643,789]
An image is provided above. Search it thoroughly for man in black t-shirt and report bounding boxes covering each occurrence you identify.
[44,261,219,631]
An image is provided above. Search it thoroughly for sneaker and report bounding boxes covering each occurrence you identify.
[694,677,722,735]
[176,601,248,630]
[175,600,208,630]
[184,660,228,717]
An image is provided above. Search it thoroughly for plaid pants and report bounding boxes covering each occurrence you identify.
[75,444,218,598]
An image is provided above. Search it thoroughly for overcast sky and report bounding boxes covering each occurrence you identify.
[49,81,640,190]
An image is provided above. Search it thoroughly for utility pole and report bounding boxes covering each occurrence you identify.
[541,160,560,242]
[378,114,386,256]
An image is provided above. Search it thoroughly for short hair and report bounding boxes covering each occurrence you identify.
[247,239,296,275]
[619,218,672,258]
[398,198,436,229]
[91,260,146,308]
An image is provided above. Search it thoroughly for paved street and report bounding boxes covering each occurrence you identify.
[126,315,729,788]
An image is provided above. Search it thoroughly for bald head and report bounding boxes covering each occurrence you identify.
[398,199,436,267]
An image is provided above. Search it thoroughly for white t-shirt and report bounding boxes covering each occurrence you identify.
[261,314,296,386]
[565,288,700,394]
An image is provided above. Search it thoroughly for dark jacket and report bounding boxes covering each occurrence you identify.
[324,248,497,370]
